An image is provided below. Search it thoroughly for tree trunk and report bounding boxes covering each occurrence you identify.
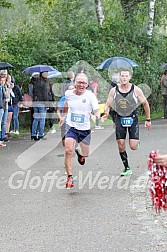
[146,0,156,64]
[94,0,104,26]
[147,0,156,37]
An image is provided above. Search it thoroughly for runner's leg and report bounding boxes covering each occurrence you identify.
[129,139,139,150]
[128,116,139,150]
[117,139,129,169]
[79,142,89,157]
[64,137,76,176]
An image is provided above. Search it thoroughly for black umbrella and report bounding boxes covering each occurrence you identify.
[0,62,14,70]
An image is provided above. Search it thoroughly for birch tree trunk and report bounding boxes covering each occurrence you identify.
[94,0,104,26]
[147,0,156,38]
[146,0,156,64]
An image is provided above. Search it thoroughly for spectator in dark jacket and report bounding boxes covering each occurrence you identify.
[0,76,6,147]
[61,71,75,97]
[31,72,50,140]
[10,82,23,134]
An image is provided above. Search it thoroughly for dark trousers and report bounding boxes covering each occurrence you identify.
[163,95,167,119]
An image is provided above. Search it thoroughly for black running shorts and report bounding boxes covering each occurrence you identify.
[115,115,139,140]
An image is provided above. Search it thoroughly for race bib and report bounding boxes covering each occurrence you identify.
[71,113,85,123]
[121,117,134,127]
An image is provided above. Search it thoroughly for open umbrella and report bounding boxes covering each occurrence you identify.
[160,63,167,70]
[0,62,14,70]
[22,64,57,74]
[96,57,139,69]
[48,70,62,78]
[30,70,62,80]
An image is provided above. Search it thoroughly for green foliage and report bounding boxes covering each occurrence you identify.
[25,0,56,7]
[0,0,13,8]
[0,0,166,115]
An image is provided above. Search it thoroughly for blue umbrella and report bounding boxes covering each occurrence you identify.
[22,64,57,74]
[30,70,62,79]
[48,70,62,78]
[96,57,139,69]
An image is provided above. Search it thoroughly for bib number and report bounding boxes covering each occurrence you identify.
[71,113,85,123]
[121,117,133,127]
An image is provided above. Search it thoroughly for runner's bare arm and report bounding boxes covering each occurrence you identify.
[135,86,152,129]
[59,101,68,126]
[101,88,115,121]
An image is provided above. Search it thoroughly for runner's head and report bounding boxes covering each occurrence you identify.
[75,73,88,94]
[119,68,132,85]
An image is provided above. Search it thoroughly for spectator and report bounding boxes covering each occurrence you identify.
[0,76,6,147]
[160,70,167,119]
[0,70,14,140]
[89,76,99,97]
[88,76,103,129]
[10,80,23,134]
[61,71,75,97]
[110,72,120,89]
[0,75,9,143]
[19,81,25,95]
[31,72,50,140]
[28,72,39,134]
[46,75,56,134]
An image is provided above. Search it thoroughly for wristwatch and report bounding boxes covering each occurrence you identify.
[146,119,151,122]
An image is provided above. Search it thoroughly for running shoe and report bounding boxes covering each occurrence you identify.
[50,128,56,134]
[66,176,74,189]
[31,136,39,141]
[75,148,85,165]
[120,168,132,176]
[95,125,104,129]
[10,130,15,134]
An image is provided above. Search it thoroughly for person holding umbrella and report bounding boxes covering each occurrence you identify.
[102,68,152,176]
[31,72,50,140]
[22,64,59,140]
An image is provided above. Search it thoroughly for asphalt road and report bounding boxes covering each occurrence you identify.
[0,119,167,252]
